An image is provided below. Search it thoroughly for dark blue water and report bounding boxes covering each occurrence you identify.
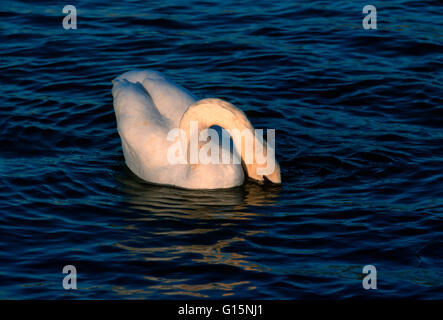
[1,0,442,299]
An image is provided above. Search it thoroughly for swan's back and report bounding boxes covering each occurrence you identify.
[112,70,245,189]
[112,70,199,171]
[113,70,197,125]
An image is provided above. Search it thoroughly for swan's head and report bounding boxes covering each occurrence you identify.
[179,98,282,185]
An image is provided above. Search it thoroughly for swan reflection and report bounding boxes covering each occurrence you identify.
[117,167,281,216]
[111,167,280,298]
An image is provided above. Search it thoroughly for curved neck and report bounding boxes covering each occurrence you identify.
[179,98,281,183]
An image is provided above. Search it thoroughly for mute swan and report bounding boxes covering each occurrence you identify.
[112,70,281,189]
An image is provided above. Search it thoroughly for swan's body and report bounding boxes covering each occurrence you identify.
[112,70,280,189]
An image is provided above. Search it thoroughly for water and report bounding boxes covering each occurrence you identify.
[0,0,442,299]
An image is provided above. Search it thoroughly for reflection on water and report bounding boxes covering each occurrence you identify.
[117,167,281,212]
[110,167,280,297]
[112,280,252,298]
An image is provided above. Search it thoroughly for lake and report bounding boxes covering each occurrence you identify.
[0,0,442,298]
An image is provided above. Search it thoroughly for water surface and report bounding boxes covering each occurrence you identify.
[0,0,442,299]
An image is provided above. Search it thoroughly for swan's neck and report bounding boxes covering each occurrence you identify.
[179,98,281,183]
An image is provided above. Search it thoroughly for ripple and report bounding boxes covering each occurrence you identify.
[0,0,442,299]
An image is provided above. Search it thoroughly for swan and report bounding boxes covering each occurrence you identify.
[112,70,281,189]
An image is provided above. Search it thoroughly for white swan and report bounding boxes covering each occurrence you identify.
[112,70,281,189]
